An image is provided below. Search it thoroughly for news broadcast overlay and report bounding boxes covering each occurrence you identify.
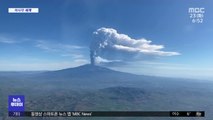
[8,95,204,117]
[8,8,39,13]
[188,7,205,23]
[8,95,25,117]
[8,95,25,112]
[8,111,205,117]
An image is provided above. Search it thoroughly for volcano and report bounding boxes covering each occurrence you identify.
[0,64,213,120]
[34,64,150,89]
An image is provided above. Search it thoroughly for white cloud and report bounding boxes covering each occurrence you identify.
[61,54,84,59]
[36,40,85,51]
[92,27,180,57]
[0,36,17,44]
[0,34,30,44]
[0,59,89,71]
[110,61,213,80]
[95,56,121,64]
[35,40,87,59]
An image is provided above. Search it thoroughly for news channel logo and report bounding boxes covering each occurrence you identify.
[8,95,25,112]
[188,7,205,23]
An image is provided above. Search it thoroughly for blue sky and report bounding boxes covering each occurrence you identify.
[0,0,213,80]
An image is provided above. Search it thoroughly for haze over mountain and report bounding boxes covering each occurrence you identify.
[22,64,151,90]
[0,64,213,120]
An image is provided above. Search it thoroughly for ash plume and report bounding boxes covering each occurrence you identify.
[90,50,95,65]
[90,27,180,65]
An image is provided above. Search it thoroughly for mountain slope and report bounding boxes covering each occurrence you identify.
[31,64,152,89]
[41,64,136,77]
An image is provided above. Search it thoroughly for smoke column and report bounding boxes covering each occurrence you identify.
[90,50,95,65]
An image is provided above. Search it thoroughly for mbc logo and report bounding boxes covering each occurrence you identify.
[189,8,205,13]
